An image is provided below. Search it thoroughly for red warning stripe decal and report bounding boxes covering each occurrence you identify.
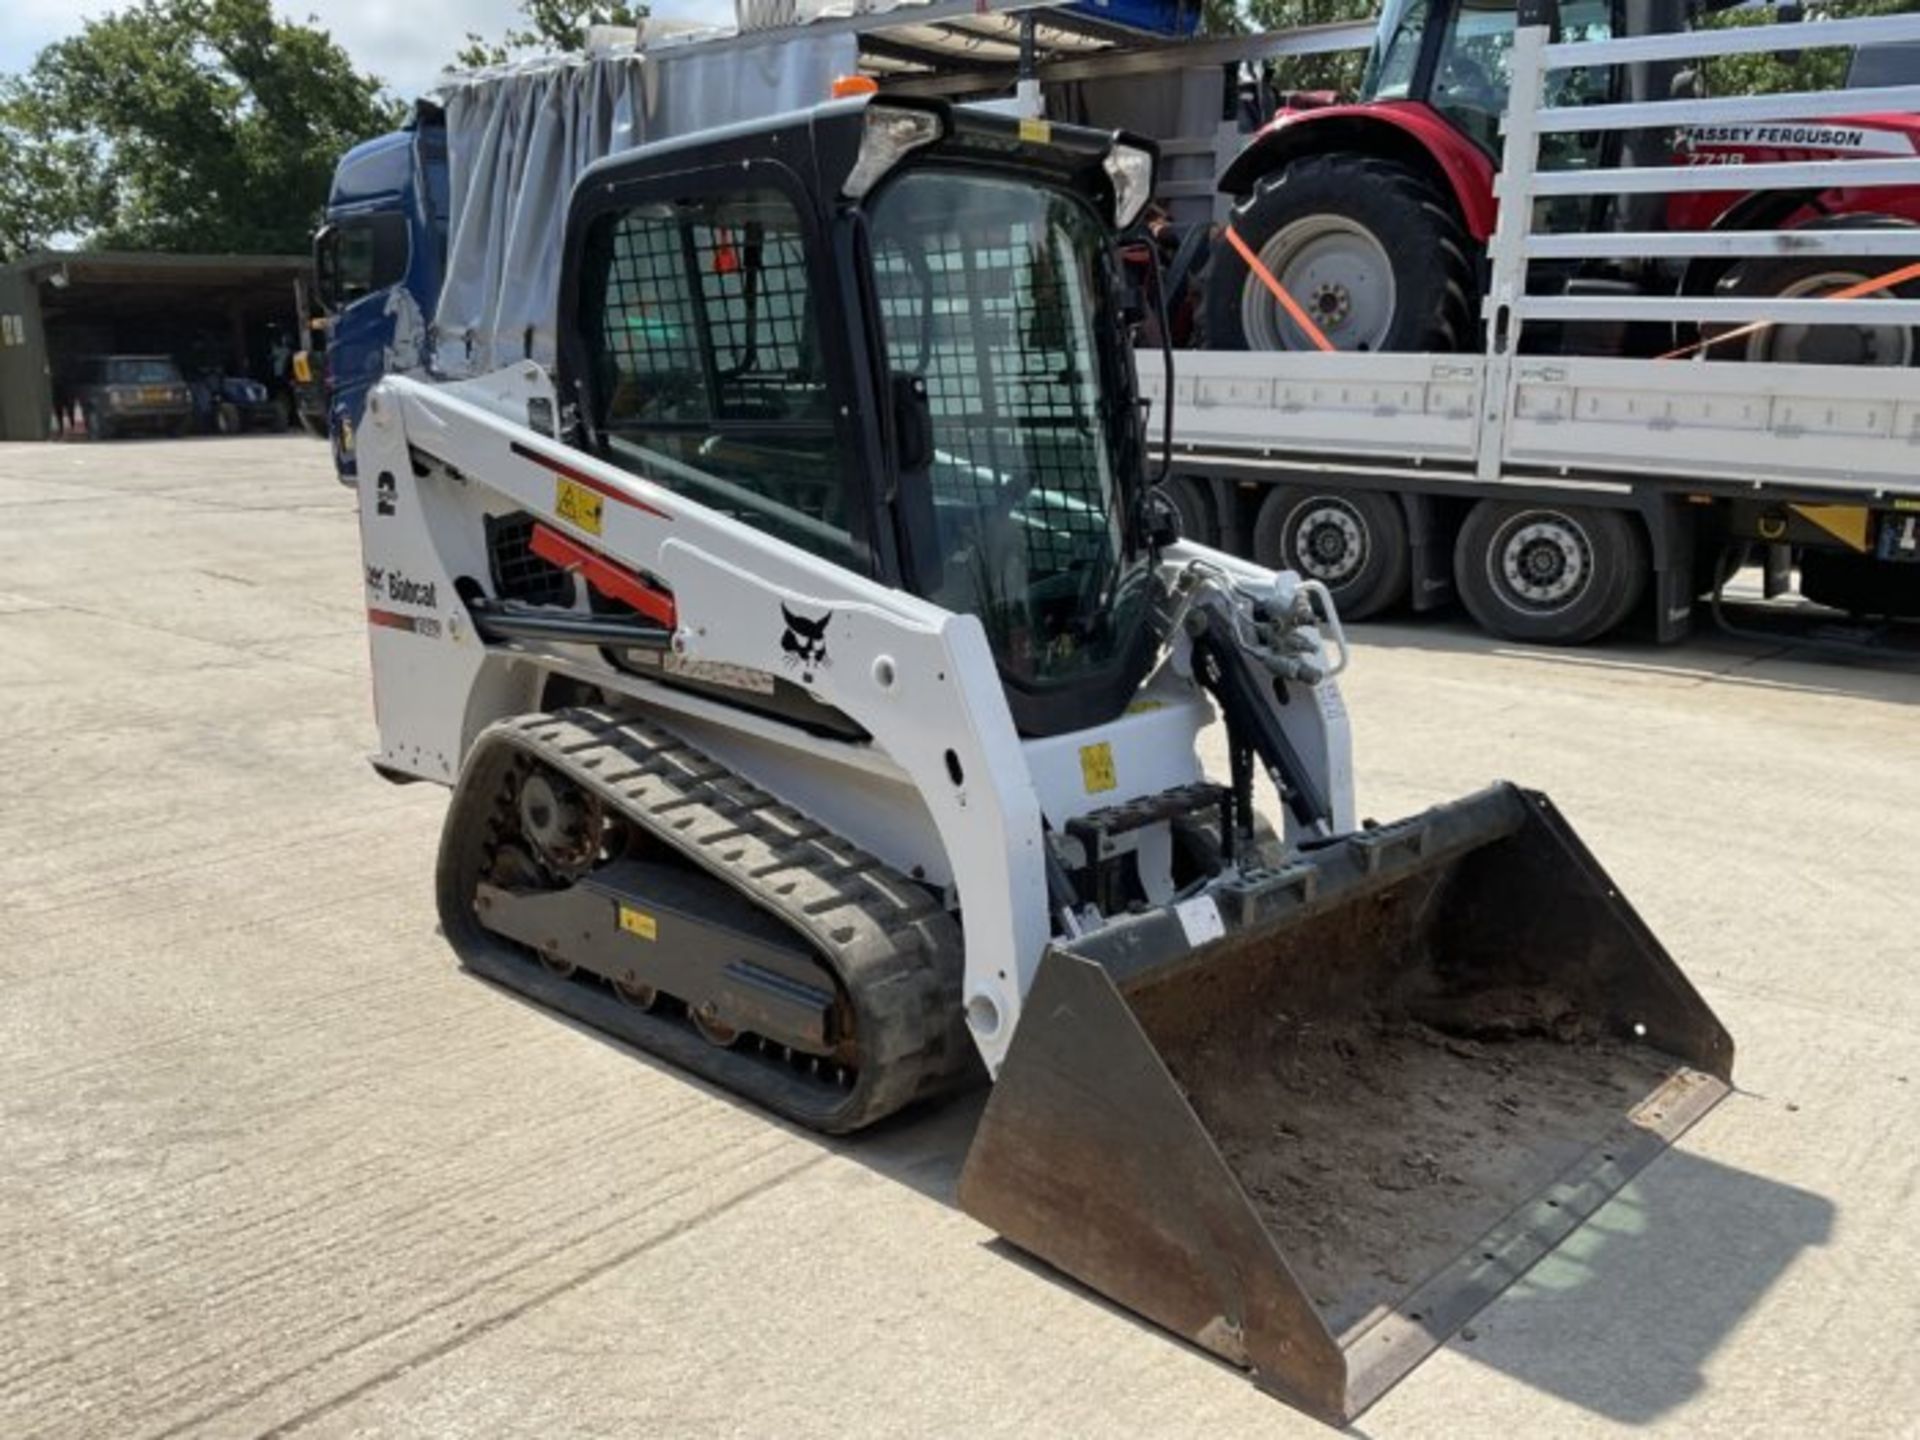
[510,440,672,521]
[368,607,436,634]
[529,523,678,628]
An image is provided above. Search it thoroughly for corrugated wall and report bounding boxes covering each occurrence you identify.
[0,269,51,441]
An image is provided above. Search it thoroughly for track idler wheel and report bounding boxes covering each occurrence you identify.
[612,970,659,1010]
[517,769,603,877]
[691,1001,741,1049]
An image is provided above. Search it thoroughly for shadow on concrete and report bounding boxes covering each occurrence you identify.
[1434,1138,1835,1424]
[465,965,1834,1428]
[856,1096,1834,1429]
[1355,602,1920,708]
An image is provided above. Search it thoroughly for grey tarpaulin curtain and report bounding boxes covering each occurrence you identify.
[433,33,857,378]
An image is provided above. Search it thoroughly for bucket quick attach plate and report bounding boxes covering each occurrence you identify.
[957,783,1733,1424]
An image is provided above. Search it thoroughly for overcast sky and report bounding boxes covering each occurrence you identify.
[2,0,739,99]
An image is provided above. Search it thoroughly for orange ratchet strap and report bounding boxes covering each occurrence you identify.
[1223,223,1336,354]
[1659,258,1920,360]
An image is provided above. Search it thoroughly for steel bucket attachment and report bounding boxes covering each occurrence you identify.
[957,783,1733,1424]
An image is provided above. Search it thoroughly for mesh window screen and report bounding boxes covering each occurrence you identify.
[588,188,853,564]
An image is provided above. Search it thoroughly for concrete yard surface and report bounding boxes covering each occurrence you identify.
[1,436,1915,1438]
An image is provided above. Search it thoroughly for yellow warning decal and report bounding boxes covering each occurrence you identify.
[1018,117,1052,146]
[1790,504,1869,553]
[556,475,604,535]
[1124,698,1165,716]
[1079,741,1117,795]
[618,904,657,941]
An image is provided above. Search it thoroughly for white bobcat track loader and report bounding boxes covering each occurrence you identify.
[352,95,1734,1422]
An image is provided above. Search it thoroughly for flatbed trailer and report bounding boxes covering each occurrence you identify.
[1128,10,1920,644]
[853,4,1920,643]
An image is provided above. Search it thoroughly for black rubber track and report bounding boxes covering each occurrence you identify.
[437,707,979,1134]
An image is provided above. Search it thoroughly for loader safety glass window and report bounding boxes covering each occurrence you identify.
[584,187,857,568]
[867,170,1151,689]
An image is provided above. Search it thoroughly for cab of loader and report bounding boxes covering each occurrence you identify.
[553,98,1166,737]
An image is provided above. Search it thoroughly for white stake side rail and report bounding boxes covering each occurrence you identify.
[1147,10,1920,500]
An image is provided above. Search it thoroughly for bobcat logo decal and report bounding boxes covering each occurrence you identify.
[779,604,831,684]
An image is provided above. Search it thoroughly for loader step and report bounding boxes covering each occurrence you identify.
[436,706,977,1133]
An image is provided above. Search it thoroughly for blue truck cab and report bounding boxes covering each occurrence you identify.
[313,105,448,478]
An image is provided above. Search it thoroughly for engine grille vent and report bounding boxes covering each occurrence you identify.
[487,511,576,608]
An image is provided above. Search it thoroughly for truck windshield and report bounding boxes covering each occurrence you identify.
[866,169,1151,691]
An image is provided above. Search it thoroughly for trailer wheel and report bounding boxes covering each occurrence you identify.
[1207,155,1476,354]
[1158,476,1218,545]
[1252,486,1409,620]
[1454,501,1646,644]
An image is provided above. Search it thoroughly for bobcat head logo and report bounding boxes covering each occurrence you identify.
[780,604,831,683]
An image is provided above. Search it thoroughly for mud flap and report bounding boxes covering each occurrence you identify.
[957,783,1733,1423]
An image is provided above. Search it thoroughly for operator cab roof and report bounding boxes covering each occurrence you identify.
[569,95,1143,229]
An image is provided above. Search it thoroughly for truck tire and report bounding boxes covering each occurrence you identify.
[1713,216,1919,367]
[1454,501,1646,644]
[1252,485,1409,620]
[1799,550,1918,618]
[1207,154,1476,354]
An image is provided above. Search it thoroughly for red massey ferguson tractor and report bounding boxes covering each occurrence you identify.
[1205,0,1920,359]
[1191,0,1920,618]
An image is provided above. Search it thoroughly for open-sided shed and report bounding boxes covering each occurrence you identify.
[0,251,312,441]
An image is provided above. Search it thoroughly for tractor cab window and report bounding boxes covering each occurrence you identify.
[1429,0,1613,155]
[582,186,858,569]
[1848,41,1920,88]
[1363,0,1431,100]
[866,169,1152,692]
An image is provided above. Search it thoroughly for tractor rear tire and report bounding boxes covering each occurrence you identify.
[1207,154,1476,354]
[1252,485,1410,621]
[1712,216,1919,367]
[1454,501,1647,645]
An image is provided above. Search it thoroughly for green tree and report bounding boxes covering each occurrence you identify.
[0,0,402,257]
[1242,0,1378,96]
[456,1,650,70]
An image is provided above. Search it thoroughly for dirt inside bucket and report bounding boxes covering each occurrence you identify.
[1163,989,1672,1337]
[1124,863,1682,1341]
